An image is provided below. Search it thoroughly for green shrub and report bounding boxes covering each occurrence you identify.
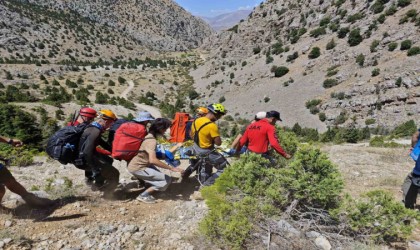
[319,112,326,121]
[365,118,376,125]
[271,42,284,55]
[227,24,238,33]
[356,53,365,66]
[388,42,398,51]
[305,99,322,109]
[337,27,350,38]
[241,61,247,67]
[370,40,380,52]
[347,13,364,23]
[391,119,416,137]
[348,29,363,46]
[371,68,380,76]
[326,39,336,50]
[323,78,339,88]
[377,14,386,23]
[310,27,326,38]
[200,145,343,247]
[308,47,321,59]
[331,190,419,243]
[385,5,398,15]
[397,0,411,7]
[370,0,386,14]
[400,39,412,50]
[286,51,299,62]
[271,66,289,77]
[265,55,274,64]
[319,16,331,26]
[253,47,261,54]
[407,46,420,56]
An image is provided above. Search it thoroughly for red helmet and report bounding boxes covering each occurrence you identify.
[79,107,97,118]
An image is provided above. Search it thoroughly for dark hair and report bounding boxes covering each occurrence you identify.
[149,118,172,136]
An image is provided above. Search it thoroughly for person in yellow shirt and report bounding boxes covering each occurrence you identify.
[190,103,228,186]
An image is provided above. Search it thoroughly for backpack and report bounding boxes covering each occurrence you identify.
[46,123,88,164]
[107,118,128,147]
[169,112,190,143]
[112,122,147,161]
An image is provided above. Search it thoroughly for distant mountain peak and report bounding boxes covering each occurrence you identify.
[201,9,252,31]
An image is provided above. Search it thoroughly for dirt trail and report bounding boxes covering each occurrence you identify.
[120,80,162,118]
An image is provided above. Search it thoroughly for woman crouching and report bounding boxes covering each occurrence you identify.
[128,118,184,203]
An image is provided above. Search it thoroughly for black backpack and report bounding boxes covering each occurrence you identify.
[46,123,88,164]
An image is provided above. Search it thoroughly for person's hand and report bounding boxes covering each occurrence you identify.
[10,139,23,147]
[172,167,184,174]
[284,153,292,159]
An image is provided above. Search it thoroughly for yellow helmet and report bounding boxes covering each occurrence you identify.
[99,109,117,121]
[207,103,227,115]
[195,107,209,115]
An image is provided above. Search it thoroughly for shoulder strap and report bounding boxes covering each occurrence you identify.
[193,121,212,145]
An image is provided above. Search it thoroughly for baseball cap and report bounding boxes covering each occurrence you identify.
[255,111,267,121]
[266,110,282,121]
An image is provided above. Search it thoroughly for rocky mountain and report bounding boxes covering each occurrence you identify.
[192,0,419,130]
[0,0,213,63]
[201,10,252,31]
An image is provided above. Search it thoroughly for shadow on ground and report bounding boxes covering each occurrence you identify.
[7,196,89,222]
[120,177,199,201]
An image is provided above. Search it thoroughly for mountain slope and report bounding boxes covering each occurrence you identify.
[192,0,419,130]
[0,0,213,63]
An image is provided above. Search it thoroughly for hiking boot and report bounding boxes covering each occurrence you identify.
[136,195,156,204]
[22,193,54,207]
[85,177,94,187]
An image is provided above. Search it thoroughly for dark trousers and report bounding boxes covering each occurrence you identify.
[78,153,120,192]
[402,172,420,209]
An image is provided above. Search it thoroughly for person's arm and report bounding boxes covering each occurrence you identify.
[81,130,100,168]
[236,130,249,152]
[267,126,291,159]
[0,136,23,147]
[147,147,183,173]
[411,130,420,148]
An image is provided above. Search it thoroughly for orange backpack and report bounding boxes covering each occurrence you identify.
[112,122,147,161]
[169,112,190,143]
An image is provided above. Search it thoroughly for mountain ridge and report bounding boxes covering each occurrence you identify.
[192,0,419,130]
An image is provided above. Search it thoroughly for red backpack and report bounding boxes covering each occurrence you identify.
[112,122,147,161]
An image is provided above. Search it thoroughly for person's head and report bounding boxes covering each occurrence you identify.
[133,111,155,125]
[79,107,97,123]
[206,103,227,121]
[98,109,117,129]
[254,111,266,121]
[195,107,209,118]
[266,110,282,125]
[149,118,172,137]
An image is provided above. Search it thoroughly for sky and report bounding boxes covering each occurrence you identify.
[173,0,264,17]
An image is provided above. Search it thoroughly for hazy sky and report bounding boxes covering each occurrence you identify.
[173,0,264,17]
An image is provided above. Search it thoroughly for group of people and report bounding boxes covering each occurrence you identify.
[0,102,295,207]
[2,102,419,209]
